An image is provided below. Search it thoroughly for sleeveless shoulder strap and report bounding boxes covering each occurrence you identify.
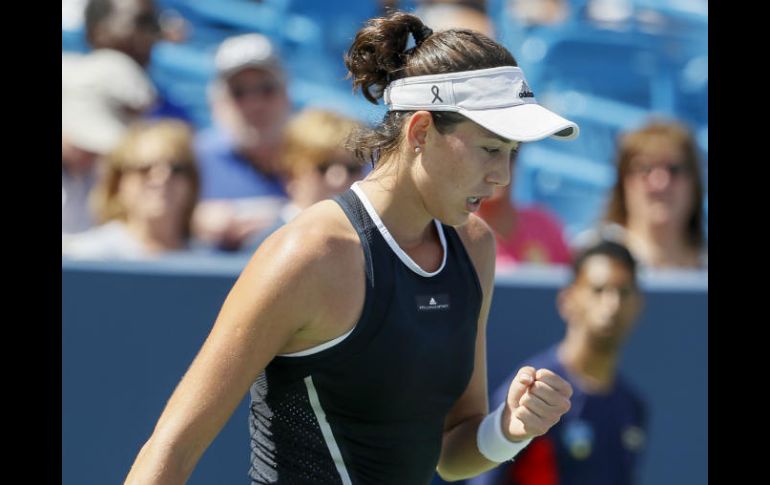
[333,189,376,287]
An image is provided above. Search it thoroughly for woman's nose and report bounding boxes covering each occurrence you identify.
[147,164,173,185]
[647,166,672,190]
[486,156,512,187]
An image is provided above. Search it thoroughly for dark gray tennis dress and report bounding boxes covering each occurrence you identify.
[248,184,483,484]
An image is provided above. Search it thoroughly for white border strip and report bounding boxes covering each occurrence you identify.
[351,182,447,277]
[278,327,355,357]
[304,376,353,485]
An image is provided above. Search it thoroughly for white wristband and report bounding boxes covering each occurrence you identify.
[477,402,533,463]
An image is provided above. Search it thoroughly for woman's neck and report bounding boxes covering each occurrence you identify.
[624,218,699,268]
[125,217,186,254]
[356,163,436,251]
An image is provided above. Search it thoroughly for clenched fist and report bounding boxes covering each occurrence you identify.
[502,366,572,442]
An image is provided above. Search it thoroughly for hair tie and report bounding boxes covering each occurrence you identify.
[413,25,433,47]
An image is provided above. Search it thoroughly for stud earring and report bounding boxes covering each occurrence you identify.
[414,146,422,154]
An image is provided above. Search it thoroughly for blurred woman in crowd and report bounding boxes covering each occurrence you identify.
[62,119,203,260]
[243,108,364,250]
[477,147,572,269]
[578,119,707,269]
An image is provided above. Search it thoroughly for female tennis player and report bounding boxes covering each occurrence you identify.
[125,11,577,484]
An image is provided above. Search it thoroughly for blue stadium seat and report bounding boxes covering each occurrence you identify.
[62,27,89,53]
[514,145,615,239]
[63,0,705,238]
[289,78,385,125]
[148,41,216,128]
[277,0,379,61]
[171,0,321,53]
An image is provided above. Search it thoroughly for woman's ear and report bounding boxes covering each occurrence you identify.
[556,287,573,322]
[405,111,433,150]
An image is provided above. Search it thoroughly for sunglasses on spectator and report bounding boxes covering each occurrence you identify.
[124,162,193,177]
[317,161,362,176]
[229,82,281,100]
[135,12,161,33]
[628,160,690,178]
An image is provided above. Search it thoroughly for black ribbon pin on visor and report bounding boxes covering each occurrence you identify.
[431,85,443,103]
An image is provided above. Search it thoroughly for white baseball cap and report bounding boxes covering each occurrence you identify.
[214,33,284,82]
[62,49,157,154]
[383,66,578,142]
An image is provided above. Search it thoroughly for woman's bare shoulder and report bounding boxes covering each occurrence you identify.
[242,200,365,331]
[262,200,360,265]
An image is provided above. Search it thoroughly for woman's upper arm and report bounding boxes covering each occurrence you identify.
[131,217,357,479]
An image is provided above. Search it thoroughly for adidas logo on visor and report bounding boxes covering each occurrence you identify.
[519,80,534,98]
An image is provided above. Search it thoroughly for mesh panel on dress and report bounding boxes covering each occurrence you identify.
[249,374,343,484]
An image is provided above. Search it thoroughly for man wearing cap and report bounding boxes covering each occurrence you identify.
[192,33,292,251]
[62,49,156,234]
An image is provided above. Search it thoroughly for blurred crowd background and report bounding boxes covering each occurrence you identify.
[61,3,708,484]
[62,0,708,272]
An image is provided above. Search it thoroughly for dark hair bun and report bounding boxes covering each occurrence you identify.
[345,12,431,104]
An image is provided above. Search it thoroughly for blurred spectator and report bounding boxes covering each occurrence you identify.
[575,119,707,269]
[477,149,572,268]
[63,0,90,32]
[192,33,292,251]
[62,119,203,260]
[469,239,648,485]
[414,0,495,36]
[586,0,634,25]
[243,108,365,252]
[507,0,569,26]
[84,0,192,121]
[62,49,157,234]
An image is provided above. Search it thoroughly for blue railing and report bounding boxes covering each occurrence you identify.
[63,256,707,485]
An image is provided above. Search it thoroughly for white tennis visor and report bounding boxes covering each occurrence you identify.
[383,66,579,142]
